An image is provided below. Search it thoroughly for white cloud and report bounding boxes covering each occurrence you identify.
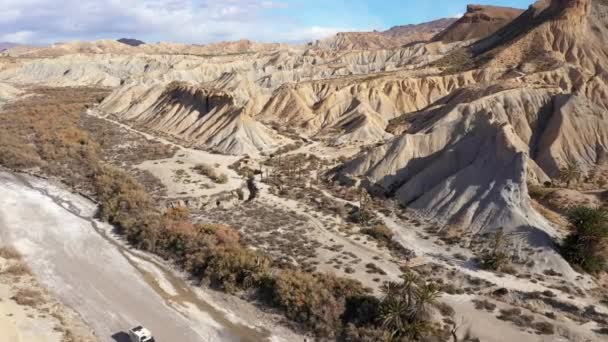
[0,0,351,45]
[0,30,35,44]
[450,13,464,19]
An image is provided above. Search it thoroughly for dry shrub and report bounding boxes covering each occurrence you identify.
[1,261,31,276]
[269,270,367,337]
[11,288,44,307]
[361,223,393,244]
[533,321,555,335]
[0,246,21,259]
[193,163,228,184]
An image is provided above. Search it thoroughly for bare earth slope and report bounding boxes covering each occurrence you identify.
[337,0,608,280]
[1,2,608,340]
[311,18,457,51]
[101,82,280,155]
[433,4,524,43]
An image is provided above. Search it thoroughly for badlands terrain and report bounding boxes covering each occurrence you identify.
[1,0,608,341]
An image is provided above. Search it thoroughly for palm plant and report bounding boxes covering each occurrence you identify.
[560,161,582,188]
[413,283,440,320]
[562,206,608,273]
[380,295,410,338]
[379,271,441,340]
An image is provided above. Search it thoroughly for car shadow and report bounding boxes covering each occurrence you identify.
[111,331,131,342]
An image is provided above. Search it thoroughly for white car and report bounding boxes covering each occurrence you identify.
[128,325,155,342]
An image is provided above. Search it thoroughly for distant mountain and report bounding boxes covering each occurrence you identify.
[311,18,457,51]
[381,18,458,44]
[432,5,524,43]
[0,42,19,52]
[117,38,146,47]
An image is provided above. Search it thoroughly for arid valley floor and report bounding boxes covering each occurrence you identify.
[2,0,608,341]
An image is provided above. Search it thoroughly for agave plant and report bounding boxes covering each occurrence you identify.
[379,271,441,340]
[560,161,582,188]
[413,283,440,320]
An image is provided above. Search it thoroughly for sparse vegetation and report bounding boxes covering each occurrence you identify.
[560,161,582,188]
[1,261,31,276]
[479,230,510,272]
[378,271,441,340]
[0,246,21,259]
[11,288,44,307]
[497,307,555,335]
[361,224,394,244]
[193,163,229,184]
[0,87,447,340]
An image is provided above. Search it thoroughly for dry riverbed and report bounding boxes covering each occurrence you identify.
[0,170,303,342]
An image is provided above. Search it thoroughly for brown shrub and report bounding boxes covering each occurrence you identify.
[533,321,555,335]
[0,246,21,259]
[193,163,229,184]
[361,224,393,244]
[1,261,31,276]
[11,288,44,307]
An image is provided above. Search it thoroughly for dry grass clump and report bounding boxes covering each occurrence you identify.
[0,246,21,259]
[497,307,555,335]
[472,298,497,312]
[11,288,44,307]
[361,223,393,244]
[193,163,228,184]
[1,261,31,276]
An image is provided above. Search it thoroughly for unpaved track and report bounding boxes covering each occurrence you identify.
[0,171,268,342]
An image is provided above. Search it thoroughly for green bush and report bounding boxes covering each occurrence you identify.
[378,273,441,340]
[272,270,345,336]
[561,206,608,273]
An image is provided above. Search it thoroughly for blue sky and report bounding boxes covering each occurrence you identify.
[274,0,534,31]
[0,0,535,45]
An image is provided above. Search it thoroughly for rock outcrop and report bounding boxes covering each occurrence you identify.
[2,2,608,279]
[334,0,608,278]
[101,82,279,155]
[311,18,457,51]
[432,5,524,43]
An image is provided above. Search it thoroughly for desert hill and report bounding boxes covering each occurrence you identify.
[2,1,608,341]
[432,4,524,42]
[0,42,18,52]
[0,0,606,284]
[101,82,280,155]
[311,18,457,51]
[1,39,291,58]
[335,0,608,278]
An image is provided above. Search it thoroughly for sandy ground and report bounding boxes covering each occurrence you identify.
[308,180,606,341]
[0,171,302,342]
[83,108,606,341]
[0,275,64,342]
[0,252,96,342]
[256,185,402,291]
[0,285,61,342]
[87,109,245,199]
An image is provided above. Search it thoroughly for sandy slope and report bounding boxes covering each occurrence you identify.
[0,282,63,342]
[0,82,21,108]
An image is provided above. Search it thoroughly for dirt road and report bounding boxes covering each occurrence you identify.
[0,171,269,342]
